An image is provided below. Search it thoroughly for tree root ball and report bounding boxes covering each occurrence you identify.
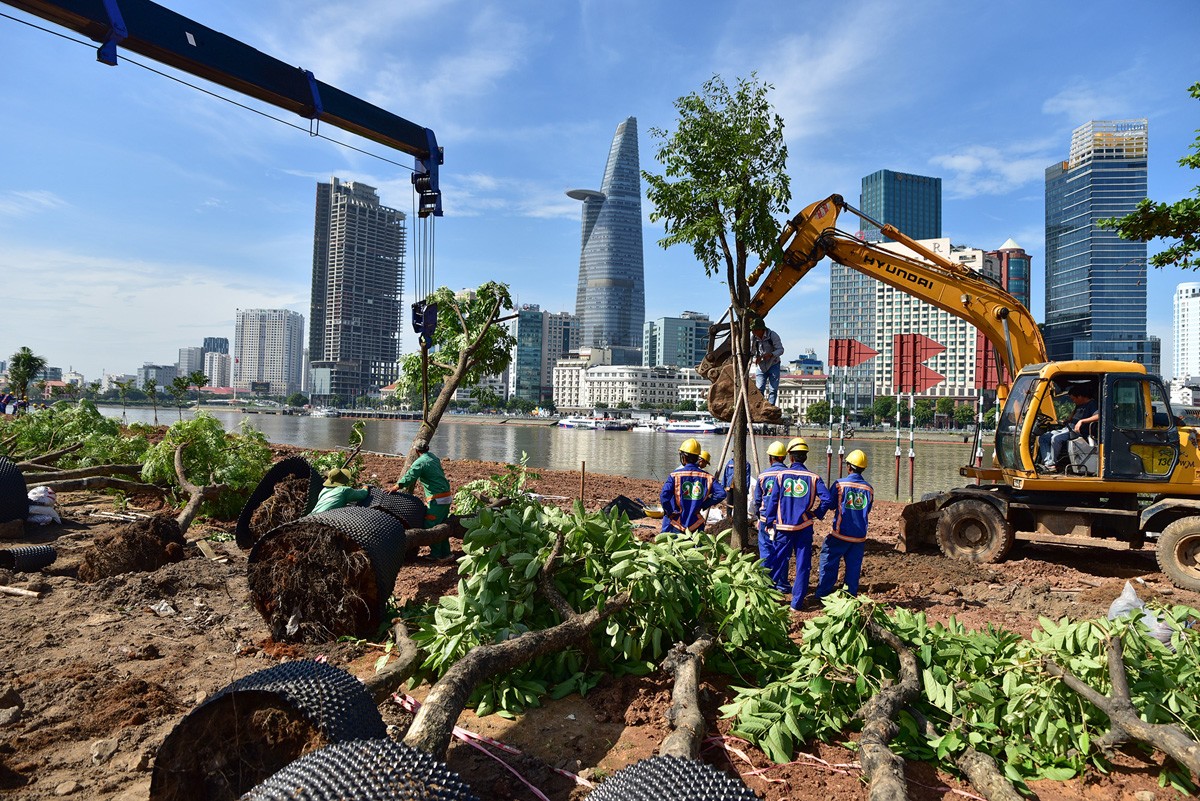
[78,515,187,582]
[248,476,311,539]
[247,524,380,642]
[150,694,327,801]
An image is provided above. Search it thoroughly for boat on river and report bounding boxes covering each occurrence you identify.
[663,415,727,434]
[308,407,341,418]
[558,416,632,430]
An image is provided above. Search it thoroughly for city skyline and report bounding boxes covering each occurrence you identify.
[0,1,1197,381]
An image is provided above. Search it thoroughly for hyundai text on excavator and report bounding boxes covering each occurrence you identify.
[700,194,1200,591]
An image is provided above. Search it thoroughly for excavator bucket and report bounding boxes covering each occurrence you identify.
[898,497,940,552]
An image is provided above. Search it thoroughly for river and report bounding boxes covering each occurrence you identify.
[104,406,979,501]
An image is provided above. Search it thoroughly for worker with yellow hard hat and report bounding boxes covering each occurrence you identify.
[697,450,711,471]
[814,449,875,602]
[749,441,790,572]
[660,438,727,534]
[760,436,833,610]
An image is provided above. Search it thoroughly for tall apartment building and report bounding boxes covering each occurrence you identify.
[985,239,1032,311]
[643,311,710,369]
[568,117,645,366]
[233,309,304,396]
[204,351,231,389]
[871,239,998,401]
[136,363,175,392]
[830,169,942,411]
[177,346,205,378]
[202,337,229,355]
[508,304,579,403]
[1045,119,1158,374]
[1176,282,1200,381]
[309,177,405,401]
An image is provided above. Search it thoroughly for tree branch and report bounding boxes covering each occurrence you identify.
[362,620,424,704]
[22,464,143,481]
[659,629,716,759]
[172,444,229,534]
[906,706,1022,801]
[855,621,921,801]
[24,476,167,495]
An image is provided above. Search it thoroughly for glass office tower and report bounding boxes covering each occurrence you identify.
[830,170,942,410]
[568,117,645,366]
[1044,120,1157,374]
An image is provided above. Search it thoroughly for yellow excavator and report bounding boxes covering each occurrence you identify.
[700,194,1200,591]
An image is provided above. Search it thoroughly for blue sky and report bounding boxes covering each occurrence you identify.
[1,0,1197,383]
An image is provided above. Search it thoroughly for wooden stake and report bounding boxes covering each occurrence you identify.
[579,460,586,502]
[0,585,43,599]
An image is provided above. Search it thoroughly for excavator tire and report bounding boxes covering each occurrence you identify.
[935,499,1014,564]
[1157,518,1200,593]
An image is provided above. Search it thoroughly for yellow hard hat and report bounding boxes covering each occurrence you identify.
[767,441,788,458]
[787,437,809,453]
[324,467,352,487]
[699,450,711,463]
[845,450,868,469]
[679,438,702,456]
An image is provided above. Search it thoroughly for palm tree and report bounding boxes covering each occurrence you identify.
[7,346,47,405]
[187,370,209,407]
[144,378,159,425]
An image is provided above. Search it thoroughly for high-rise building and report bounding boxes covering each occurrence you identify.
[642,311,710,369]
[178,346,205,378]
[985,239,1032,311]
[204,351,231,389]
[233,309,305,396]
[203,337,229,355]
[308,177,405,401]
[568,117,645,366]
[1175,282,1200,381]
[508,304,579,403]
[1044,119,1157,373]
[137,363,175,392]
[830,169,942,410]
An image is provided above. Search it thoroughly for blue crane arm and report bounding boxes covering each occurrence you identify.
[4,0,442,215]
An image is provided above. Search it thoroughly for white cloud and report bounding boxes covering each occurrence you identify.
[929,144,1052,199]
[0,190,68,218]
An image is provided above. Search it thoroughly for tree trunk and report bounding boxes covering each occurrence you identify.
[906,706,1022,801]
[1044,634,1200,780]
[856,621,921,801]
[172,444,229,535]
[20,464,142,480]
[362,620,424,704]
[658,631,716,759]
[25,476,166,495]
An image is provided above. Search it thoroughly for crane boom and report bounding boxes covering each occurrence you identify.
[4,0,442,215]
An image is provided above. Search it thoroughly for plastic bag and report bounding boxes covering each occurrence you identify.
[26,503,61,525]
[1106,581,1173,647]
[27,486,56,506]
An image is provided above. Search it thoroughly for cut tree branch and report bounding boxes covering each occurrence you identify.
[22,464,143,481]
[402,537,631,758]
[15,442,84,467]
[363,620,424,705]
[855,621,921,801]
[1044,634,1200,780]
[659,629,716,759]
[173,444,229,534]
[23,476,167,496]
[906,706,1022,801]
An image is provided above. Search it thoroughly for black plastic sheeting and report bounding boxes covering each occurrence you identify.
[0,544,56,572]
[242,739,480,801]
[235,457,322,549]
[0,457,27,525]
[587,756,759,801]
[366,487,427,530]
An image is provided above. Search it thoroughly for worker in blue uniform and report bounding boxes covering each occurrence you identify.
[751,441,789,587]
[814,449,875,601]
[763,437,833,610]
[660,438,726,534]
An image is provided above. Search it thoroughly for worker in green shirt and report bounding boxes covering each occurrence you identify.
[388,438,453,559]
[311,467,370,514]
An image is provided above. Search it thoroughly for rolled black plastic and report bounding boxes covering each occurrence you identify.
[0,545,57,572]
[366,487,427,530]
[150,660,385,800]
[0,457,27,525]
[242,739,480,801]
[587,756,759,801]
[235,456,322,549]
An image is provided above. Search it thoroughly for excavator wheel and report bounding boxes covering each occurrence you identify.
[935,499,1014,564]
[1157,518,1200,593]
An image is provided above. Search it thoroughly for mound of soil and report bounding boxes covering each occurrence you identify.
[247,524,378,642]
[248,476,312,540]
[77,515,187,582]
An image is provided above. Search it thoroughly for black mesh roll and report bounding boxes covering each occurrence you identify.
[0,457,28,525]
[366,487,427,530]
[236,457,322,549]
[0,544,56,572]
[587,756,758,801]
[241,739,480,801]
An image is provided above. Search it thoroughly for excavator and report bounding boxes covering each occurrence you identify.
[700,194,1200,591]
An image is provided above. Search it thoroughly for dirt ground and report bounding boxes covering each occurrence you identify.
[1,447,1197,800]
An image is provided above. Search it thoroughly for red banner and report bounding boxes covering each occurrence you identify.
[893,333,944,393]
[974,337,1003,389]
[828,338,879,369]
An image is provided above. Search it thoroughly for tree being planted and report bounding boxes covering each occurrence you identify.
[643,74,790,550]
